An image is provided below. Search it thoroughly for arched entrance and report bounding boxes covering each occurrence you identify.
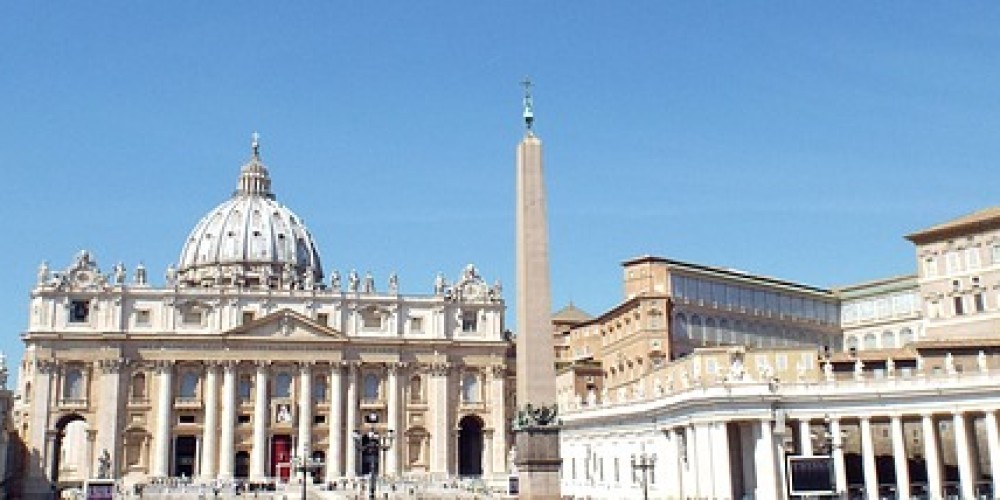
[457,415,484,476]
[51,414,87,487]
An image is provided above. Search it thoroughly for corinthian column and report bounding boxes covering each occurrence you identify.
[218,362,236,479]
[153,361,174,477]
[298,363,313,465]
[386,362,400,476]
[250,362,269,481]
[326,363,344,482]
[200,363,219,480]
[344,362,359,477]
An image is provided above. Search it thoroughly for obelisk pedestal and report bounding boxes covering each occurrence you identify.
[512,79,561,499]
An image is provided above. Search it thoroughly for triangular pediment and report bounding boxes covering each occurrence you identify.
[223,309,346,341]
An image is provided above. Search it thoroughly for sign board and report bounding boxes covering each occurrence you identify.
[787,455,835,496]
[84,479,116,500]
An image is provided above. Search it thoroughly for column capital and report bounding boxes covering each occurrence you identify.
[96,358,127,374]
[254,360,271,372]
[386,361,407,374]
[153,360,174,373]
[299,361,315,374]
[221,360,239,371]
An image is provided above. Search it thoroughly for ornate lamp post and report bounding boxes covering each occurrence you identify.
[352,423,394,500]
[291,453,323,500]
[631,453,655,500]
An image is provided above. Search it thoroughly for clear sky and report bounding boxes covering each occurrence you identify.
[1,3,999,380]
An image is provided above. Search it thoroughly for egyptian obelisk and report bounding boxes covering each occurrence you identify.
[513,78,561,499]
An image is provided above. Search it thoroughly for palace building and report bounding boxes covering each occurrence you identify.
[556,207,1000,500]
[9,138,515,496]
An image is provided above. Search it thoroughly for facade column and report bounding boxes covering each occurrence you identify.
[93,359,125,480]
[922,413,943,499]
[985,410,1000,500]
[483,430,494,477]
[860,417,878,500]
[953,412,976,500]
[326,363,344,481]
[889,414,910,500]
[694,423,713,496]
[298,363,313,465]
[798,418,813,456]
[200,363,219,480]
[218,362,236,479]
[386,362,400,476]
[153,361,174,477]
[489,364,508,476]
[710,421,732,499]
[250,362,269,481]
[829,417,848,496]
[664,429,682,499]
[754,418,779,500]
[429,362,452,475]
[344,362,359,478]
[27,362,55,488]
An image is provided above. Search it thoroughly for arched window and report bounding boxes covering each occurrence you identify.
[461,373,479,403]
[409,376,423,403]
[131,373,146,400]
[313,375,327,402]
[899,328,915,346]
[863,333,877,350]
[363,373,380,401]
[275,372,292,398]
[64,368,84,400]
[179,372,198,399]
[881,331,896,349]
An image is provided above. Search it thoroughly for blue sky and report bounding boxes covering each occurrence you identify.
[1,3,999,378]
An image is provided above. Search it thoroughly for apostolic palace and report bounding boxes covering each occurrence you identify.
[4,122,1000,500]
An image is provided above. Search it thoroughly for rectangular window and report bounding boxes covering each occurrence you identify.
[313,415,326,425]
[614,457,620,482]
[967,247,982,269]
[237,414,251,425]
[316,313,329,326]
[410,317,423,333]
[775,355,788,371]
[993,245,1000,265]
[178,415,196,425]
[362,310,382,329]
[952,279,962,292]
[69,300,90,323]
[975,293,986,313]
[924,257,938,277]
[461,311,478,332]
[954,296,965,316]
[238,377,252,400]
[947,251,963,274]
[134,309,151,326]
[241,311,255,325]
[182,310,203,326]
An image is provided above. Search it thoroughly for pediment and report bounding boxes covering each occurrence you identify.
[223,309,346,341]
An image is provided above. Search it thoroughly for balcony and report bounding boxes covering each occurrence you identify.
[174,397,202,409]
[59,398,88,410]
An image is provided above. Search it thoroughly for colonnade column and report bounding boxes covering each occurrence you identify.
[298,363,313,467]
[218,362,236,479]
[489,365,508,476]
[326,362,344,482]
[153,361,173,477]
[953,412,976,500]
[386,362,400,476]
[250,362,269,481]
[754,418,779,500]
[922,413,943,499]
[344,362,358,478]
[859,417,878,500]
[829,417,847,495]
[710,421,732,498]
[985,410,1000,500]
[889,415,910,500]
[798,418,813,456]
[200,363,219,480]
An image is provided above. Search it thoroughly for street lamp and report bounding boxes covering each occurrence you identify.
[291,453,323,500]
[630,453,655,500]
[353,426,395,500]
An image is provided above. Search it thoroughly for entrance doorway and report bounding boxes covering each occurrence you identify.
[174,436,198,478]
[457,415,484,476]
[271,435,292,481]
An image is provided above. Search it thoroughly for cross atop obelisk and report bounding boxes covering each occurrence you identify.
[513,77,562,499]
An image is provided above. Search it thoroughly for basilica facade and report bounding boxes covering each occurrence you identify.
[10,139,514,496]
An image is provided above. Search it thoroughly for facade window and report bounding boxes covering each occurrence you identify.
[967,247,982,269]
[899,328,915,346]
[363,373,380,401]
[975,293,986,313]
[947,251,963,274]
[954,296,965,316]
[863,333,877,350]
[69,300,90,323]
[881,331,895,349]
[64,368,84,400]
[993,245,1000,265]
[614,457,620,483]
[461,373,479,403]
[924,257,937,277]
[952,280,962,292]
[461,311,478,332]
[274,372,292,398]
[313,376,327,402]
[130,373,146,400]
[238,376,252,400]
[690,315,702,341]
[316,313,329,326]
[135,309,151,326]
[179,372,198,399]
[410,317,423,333]
[241,311,255,324]
[361,309,382,330]
[409,376,423,402]
[182,310,203,326]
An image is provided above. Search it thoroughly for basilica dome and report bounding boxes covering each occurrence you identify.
[176,136,324,289]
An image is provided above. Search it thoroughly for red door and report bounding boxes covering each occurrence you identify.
[271,435,292,481]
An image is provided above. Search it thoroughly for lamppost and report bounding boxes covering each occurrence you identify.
[291,453,323,500]
[631,453,655,500]
[353,424,394,500]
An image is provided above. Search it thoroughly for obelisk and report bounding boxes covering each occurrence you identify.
[513,77,562,499]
